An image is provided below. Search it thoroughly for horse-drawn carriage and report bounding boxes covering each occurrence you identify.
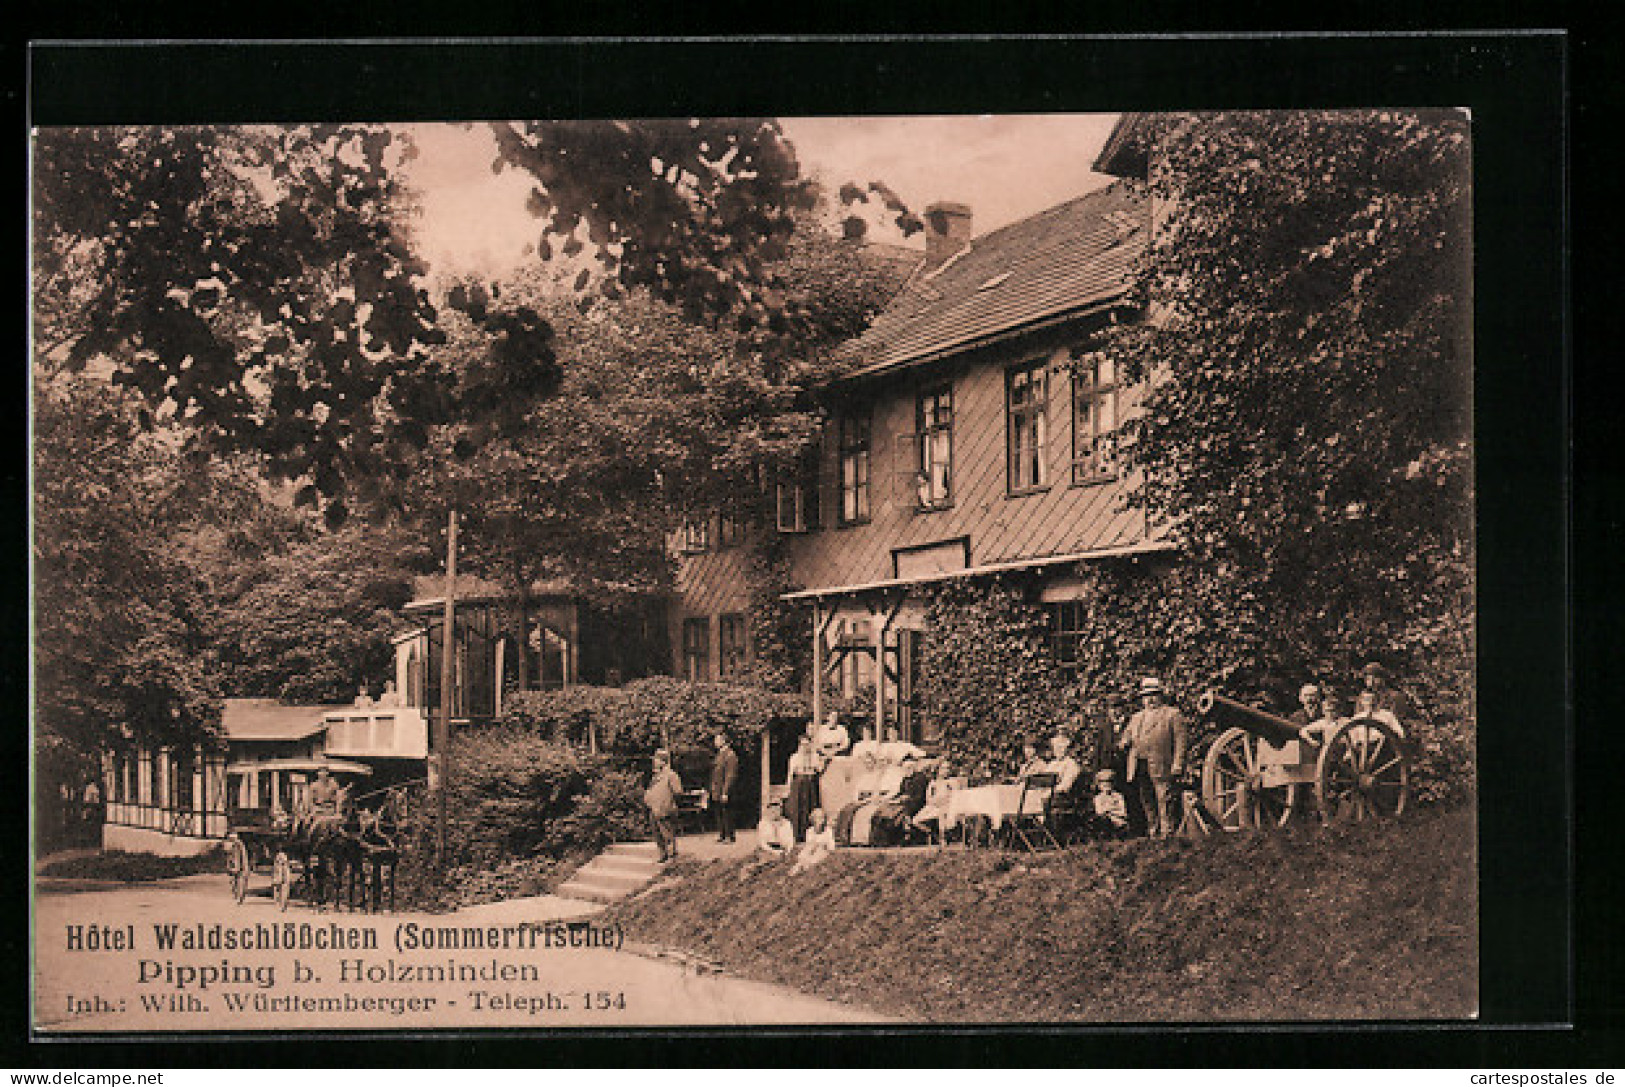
[223,759,410,912]
[1197,691,1411,829]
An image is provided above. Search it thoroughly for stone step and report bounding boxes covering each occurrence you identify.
[606,840,660,858]
[556,877,640,904]
[592,853,663,876]
[570,865,651,892]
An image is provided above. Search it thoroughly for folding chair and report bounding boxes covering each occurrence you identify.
[1005,772,1061,852]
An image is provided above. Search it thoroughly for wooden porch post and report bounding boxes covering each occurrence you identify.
[759,725,771,823]
[872,603,886,741]
[811,601,824,727]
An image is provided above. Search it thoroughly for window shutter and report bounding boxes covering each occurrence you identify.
[892,432,921,508]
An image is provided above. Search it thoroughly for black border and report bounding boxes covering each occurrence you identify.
[17,33,1581,1068]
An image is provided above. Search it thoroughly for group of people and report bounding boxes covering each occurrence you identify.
[638,660,1417,862]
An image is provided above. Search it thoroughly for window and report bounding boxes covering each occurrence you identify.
[839,413,871,525]
[681,617,710,681]
[776,481,816,533]
[916,385,954,509]
[718,515,746,549]
[719,614,748,678]
[1072,352,1120,483]
[1047,600,1087,674]
[678,518,711,554]
[1007,360,1049,492]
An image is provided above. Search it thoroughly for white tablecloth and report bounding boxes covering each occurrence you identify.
[943,782,1051,832]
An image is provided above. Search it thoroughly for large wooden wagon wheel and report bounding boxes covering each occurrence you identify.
[272,851,293,912]
[1315,718,1410,823]
[1202,727,1299,829]
[226,836,251,904]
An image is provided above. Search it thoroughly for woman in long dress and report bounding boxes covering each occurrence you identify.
[785,735,822,841]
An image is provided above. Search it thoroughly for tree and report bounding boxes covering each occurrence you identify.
[1103,110,1472,732]
[207,523,431,703]
[32,120,870,524]
[33,375,223,753]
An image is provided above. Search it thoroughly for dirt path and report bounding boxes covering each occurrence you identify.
[34,876,891,1031]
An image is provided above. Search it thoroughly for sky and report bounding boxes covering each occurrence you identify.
[404,114,1123,280]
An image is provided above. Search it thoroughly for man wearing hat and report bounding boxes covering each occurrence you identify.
[1117,677,1189,838]
[643,749,684,863]
[1358,662,1418,731]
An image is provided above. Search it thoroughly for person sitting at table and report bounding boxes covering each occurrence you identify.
[1014,739,1046,781]
[794,808,837,872]
[910,763,961,843]
[815,711,851,758]
[375,679,403,708]
[1044,733,1083,793]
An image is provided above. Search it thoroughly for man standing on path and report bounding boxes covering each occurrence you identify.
[1118,677,1189,839]
[710,732,739,843]
[645,749,684,863]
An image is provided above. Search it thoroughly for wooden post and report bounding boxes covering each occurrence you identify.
[759,725,771,823]
[436,509,458,868]
[810,602,824,727]
[872,603,885,741]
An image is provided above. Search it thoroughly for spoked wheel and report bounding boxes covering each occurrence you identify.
[272,851,292,912]
[1315,718,1410,823]
[1202,727,1299,830]
[227,836,251,904]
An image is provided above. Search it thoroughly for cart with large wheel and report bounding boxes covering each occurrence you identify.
[222,758,374,910]
[1196,691,1410,829]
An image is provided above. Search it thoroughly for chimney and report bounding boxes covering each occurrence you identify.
[923,201,973,268]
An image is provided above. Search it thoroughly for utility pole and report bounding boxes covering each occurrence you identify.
[436,509,458,868]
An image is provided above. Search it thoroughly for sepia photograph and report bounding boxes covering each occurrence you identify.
[32,104,1480,1032]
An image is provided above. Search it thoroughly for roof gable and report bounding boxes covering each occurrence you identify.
[842,182,1146,379]
[220,698,329,742]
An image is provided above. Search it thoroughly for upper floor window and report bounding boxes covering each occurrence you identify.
[719,614,748,679]
[678,518,712,554]
[1007,359,1049,493]
[776,480,817,533]
[681,617,710,681]
[1072,352,1120,484]
[916,385,954,509]
[839,413,871,525]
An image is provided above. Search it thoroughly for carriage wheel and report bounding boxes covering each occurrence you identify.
[1202,727,1299,830]
[272,851,292,912]
[227,837,251,904]
[1315,719,1410,823]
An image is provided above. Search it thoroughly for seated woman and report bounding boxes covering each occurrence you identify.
[756,800,797,855]
[793,809,837,872]
[814,712,852,759]
[910,763,964,843]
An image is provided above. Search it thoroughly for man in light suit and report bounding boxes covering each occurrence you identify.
[1118,676,1189,839]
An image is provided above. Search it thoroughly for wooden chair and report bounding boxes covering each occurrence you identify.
[1005,772,1061,852]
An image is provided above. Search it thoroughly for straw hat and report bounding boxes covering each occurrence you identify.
[1138,677,1165,697]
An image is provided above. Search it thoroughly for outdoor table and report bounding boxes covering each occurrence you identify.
[943,782,1051,843]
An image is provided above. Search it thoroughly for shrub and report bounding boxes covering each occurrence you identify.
[393,726,645,909]
[497,677,808,757]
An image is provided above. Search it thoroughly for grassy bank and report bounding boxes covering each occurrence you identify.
[38,849,226,882]
[608,809,1477,1022]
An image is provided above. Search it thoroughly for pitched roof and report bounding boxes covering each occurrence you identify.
[840,182,1146,380]
[220,699,329,742]
[405,574,574,610]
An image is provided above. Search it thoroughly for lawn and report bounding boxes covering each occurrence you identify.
[607,808,1477,1022]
